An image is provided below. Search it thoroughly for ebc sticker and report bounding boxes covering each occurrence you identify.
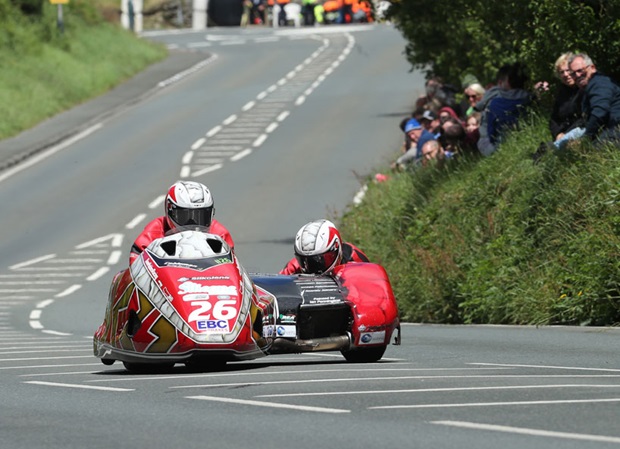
[197,320,230,333]
[358,331,386,345]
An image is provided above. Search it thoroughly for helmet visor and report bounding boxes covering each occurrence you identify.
[168,205,213,228]
[295,250,338,274]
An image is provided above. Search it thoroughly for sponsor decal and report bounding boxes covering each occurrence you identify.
[179,276,230,282]
[276,325,296,338]
[263,325,275,337]
[197,320,230,333]
[358,330,386,346]
[279,313,296,324]
[163,262,198,269]
[178,281,237,297]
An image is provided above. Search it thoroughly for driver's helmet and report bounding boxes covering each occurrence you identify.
[165,181,214,230]
[294,219,343,274]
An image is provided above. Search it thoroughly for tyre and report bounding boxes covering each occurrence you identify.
[341,345,386,363]
[184,358,227,373]
[101,358,115,366]
[122,362,175,374]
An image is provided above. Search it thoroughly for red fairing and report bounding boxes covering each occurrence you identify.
[333,263,400,346]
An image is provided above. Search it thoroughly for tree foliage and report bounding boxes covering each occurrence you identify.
[386,0,620,88]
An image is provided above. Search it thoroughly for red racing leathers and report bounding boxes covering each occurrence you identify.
[279,242,369,275]
[129,216,234,265]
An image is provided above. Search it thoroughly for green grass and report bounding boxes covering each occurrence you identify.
[0,0,167,140]
[340,114,620,326]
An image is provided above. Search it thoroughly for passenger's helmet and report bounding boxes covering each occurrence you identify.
[294,219,343,274]
[165,181,214,230]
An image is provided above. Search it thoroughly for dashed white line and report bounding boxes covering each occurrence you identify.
[231,149,252,161]
[295,96,306,106]
[149,195,165,209]
[192,164,223,177]
[25,381,134,392]
[9,254,56,270]
[242,101,255,111]
[252,134,267,147]
[206,125,222,137]
[87,267,109,281]
[265,122,279,133]
[55,284,81,298]
[126,213,147,229]
[223,114,237,125]
[191,138,205,150]
[276,111,290,122]
[107,250,122,265]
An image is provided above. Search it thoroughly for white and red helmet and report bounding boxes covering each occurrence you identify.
[165,181,214,230]
[294,219,343,274]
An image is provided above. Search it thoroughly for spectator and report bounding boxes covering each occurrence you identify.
[420,109,441,135]
[463,111,481,152]
[568,53,620,143]
[392,118,437,170]
[463,83,486,118]
[301,0,317,26]
[477,62,532,156]
[416,77,460,115]
[439,117,466,155]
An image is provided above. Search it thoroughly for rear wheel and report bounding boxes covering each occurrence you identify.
[341,345,386,363]
[184,358,227,372]
[122,362,175,374]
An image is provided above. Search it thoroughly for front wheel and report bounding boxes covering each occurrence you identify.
[341,345,386,363]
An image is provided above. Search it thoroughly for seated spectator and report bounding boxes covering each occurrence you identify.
[421,139,456,169]
[463,111,481,153]
[568,52,620,144]
[420,109,441,135]
[463,83,486,118]
[392,118,437,170]
[416,77,460,115]
[477,62,532,156]
[438,106,463,127]
[438,117,466,156]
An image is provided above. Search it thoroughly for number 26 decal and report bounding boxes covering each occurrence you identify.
[188,299,237,323]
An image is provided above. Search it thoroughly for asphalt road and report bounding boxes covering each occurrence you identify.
[1,23,619,449]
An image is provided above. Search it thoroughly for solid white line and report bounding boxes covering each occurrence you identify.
[87,267,109,281]
[41,330,72,336]
[9,254,56,270]
[432,421,620,444]
[471,362,620,373]
[25,381,134,392]
[0,363,101,371]
[0,355,94,362]
[370,398,620,410]
[126,213,146,229]
[0,124,103,184]
[256,384,620,398]
[55,284,81,298]
[186,395,349,414]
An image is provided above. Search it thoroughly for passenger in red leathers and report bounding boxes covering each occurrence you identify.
[280,219,369,275]
[129,181,234,265]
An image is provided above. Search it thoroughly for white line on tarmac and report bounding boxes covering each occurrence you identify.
[186,395,349,414]
[370,397,620,410]
[25,381,133,392]
[9,254,56,270]
[471,362,620,372]
[126,213,146,229]
[432,420,620,444]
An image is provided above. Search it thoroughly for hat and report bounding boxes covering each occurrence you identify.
[421,110,436,121]
[404,118,422,133]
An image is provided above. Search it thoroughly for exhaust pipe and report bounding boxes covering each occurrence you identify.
[271,335,351,353]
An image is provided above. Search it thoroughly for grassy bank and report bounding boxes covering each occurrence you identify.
[340,115,620,326]
[0,0,167,140]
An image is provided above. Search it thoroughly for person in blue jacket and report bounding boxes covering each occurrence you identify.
[568,53,620,143]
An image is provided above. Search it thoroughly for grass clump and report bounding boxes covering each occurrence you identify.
[341,116,620,326]
[0,0,167,140]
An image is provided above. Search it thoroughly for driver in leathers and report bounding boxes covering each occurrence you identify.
[129,181,234,264]
[279,219,368,275]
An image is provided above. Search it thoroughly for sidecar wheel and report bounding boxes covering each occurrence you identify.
[101,358,115,366]
[123,362,175,374]
[341,345,386,363]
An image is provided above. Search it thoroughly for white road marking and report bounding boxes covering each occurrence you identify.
[472,362,620,372]
[9,254,56,270]
[231,149,252,161]
[242,101,255,111]
[256,384,620,398]
[370,397,620,410]
[186,395,349,414]
[148,195,165,209]
[55,284,81,298]
[432,421,620,444]
[192,164,223,177]
[25,381,134,392]
[86,267,109,281]
[107,250,122,265]
[206,125,222,137]
[191,138,205,150]
[223,114,237,125]
[126,214,147,229]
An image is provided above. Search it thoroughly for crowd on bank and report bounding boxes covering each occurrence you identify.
[241,0,375,27]
[385,52,620,175]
